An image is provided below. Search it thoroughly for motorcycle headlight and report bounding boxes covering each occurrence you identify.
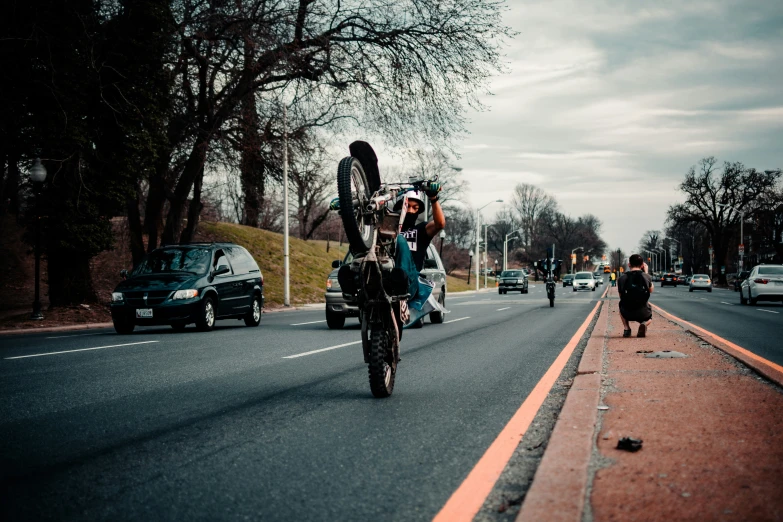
[111,292,124,303]
[172,289,199,300]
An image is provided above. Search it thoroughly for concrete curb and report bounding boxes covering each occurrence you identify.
[516,299,608,522]
[0,322,114,336]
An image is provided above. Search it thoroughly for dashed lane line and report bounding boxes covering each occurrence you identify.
[757,309,780,314]
[290,320,327,326]
[496,307,510,311]
[283,341,362,359]
[5,341,160,360]
[444,317,471,324]
[720,302,734,306]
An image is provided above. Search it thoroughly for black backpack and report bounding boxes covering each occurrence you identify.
[621,271,650,309]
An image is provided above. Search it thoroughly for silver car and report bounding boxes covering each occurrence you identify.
[740,264,783,305]
[572,271,596,291]
[689,274,712,292]
[325,244,447,329]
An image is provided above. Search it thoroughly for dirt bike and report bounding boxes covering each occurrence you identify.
[335,142,439,398]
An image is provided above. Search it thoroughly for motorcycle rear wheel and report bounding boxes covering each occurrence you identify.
[337,156,374,254]
[549,297,554,307]
[368,326,396,398]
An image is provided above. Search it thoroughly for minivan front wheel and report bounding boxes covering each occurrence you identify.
[196,296,216,332]
[244,295,262,327]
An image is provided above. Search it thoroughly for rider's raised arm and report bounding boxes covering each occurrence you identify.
[424,183,445,238]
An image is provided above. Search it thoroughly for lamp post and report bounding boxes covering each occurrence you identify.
[475,199,503,292]
[717,202,744,271]
[503,230,521,272]
[571,247,583,274]
[282,105,290,306]
[668,238,681,273]
[653,248,663,274]
[29,158,47,320]
[467,251,473,284]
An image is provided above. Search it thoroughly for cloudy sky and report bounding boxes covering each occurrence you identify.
[436,0,782,254]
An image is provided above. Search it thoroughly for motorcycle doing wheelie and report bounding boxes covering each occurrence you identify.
[537,245,560,308]
[333,142,444,398]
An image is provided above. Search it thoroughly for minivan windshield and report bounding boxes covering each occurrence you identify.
[501,271,522,277]
[575,273,593,279]
[134,248,212,276]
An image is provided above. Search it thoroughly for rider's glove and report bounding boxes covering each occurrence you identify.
[424,181,441,199]
[329,197,340,211]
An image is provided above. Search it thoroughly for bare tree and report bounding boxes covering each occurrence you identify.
[510,183,557,254]
[637,230,662,254]
[666,157,781,283]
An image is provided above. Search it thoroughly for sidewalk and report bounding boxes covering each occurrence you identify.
[518,287,783,521]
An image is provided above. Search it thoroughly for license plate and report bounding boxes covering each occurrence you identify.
[136,308,153,318]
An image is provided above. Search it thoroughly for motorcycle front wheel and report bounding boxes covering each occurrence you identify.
[337,156,374,254]
[367,326,397,398]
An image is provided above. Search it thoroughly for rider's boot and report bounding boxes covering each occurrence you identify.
[337,265,358,295]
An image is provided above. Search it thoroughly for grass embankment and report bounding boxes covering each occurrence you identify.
[198,221,479,307]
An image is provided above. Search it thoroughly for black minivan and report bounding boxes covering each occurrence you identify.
[110,243,264,334]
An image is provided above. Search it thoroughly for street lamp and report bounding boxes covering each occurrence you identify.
[475,199,503,292]
[467,250,473,284]
[717,202,745,271]
[571,246,584,274]
[503,229,521,272]
[439,229,446,258]
[29,158,47,320]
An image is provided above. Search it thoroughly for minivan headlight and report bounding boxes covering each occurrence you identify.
[172,289,199,300]
[111,292,124,303]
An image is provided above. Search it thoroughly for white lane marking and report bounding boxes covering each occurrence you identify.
[283,341,362,359]
[45,332,107,339]
[5,341,160,360]
[290,320,327,326]
[699,298,708,300]
[757,309,780,314]
[720,302,734,306]
[444,317,471,324]
[497,307,510,311]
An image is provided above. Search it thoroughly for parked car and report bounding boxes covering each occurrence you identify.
[732,271,750,292]
[325,244,447,329]
[562,273,575,287]
[689,274,712,292]
[573,271,597,291]
[740,264,783,305]
[111,243,264,334]
[661,273,678,287]
[498,269,529,294]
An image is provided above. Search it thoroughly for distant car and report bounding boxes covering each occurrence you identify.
[111,243,264,334]
[689,274,712,292]
[593,271,603,285]
[573,271,596,291]
[498,269,529,294]
[661,273,678,287]
[677,274,687,284]
[740,264,783,305]
[732,271,750,292]
[562,274,575,287]
[325,244,447,329]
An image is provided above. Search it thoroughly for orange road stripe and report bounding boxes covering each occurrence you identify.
[433,299,603,522]
[651,303,783,380]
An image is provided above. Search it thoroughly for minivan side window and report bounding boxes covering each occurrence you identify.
[225,246,255,275]
[240,247,260,273]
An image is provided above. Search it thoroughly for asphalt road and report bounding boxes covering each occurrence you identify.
[1,282,602,521]
[649,283,783,366]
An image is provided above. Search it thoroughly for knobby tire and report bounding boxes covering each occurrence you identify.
[337,157,373,254]
[368,326,396,398]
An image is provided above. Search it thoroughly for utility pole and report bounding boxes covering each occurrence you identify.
[283,105,290,306]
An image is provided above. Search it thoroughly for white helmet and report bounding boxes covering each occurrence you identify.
[393,189,426,215]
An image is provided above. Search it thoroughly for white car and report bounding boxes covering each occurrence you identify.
[688,274,712,292]
[572,271,596,292]
[740,264,783,305]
